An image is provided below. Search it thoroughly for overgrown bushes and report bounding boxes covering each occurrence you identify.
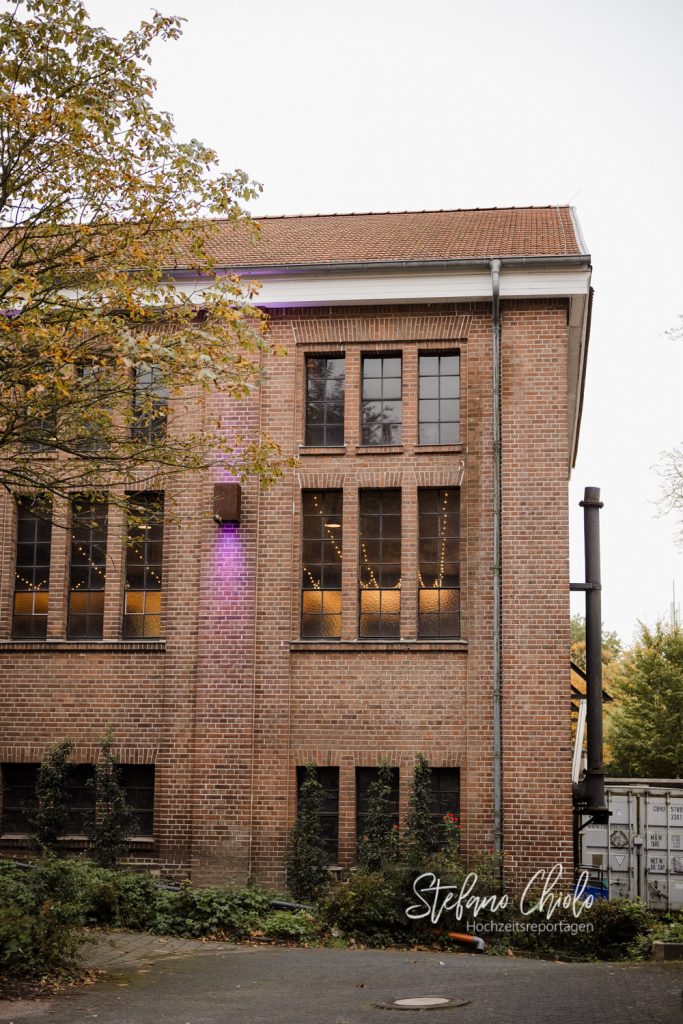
[286,764,330,901]
[0,857,319,977]
[0,859,86,977]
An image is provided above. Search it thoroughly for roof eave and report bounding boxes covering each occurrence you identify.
[166,253,592,279]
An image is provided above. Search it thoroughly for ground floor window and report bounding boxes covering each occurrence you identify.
[429,767,460,825]
[0,762,155,837]
[296,765,339,862]
[355,766,399,845]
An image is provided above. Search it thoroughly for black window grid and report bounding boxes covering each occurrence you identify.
[359,489,401,638]
[0,762,154,838]
[305,356,345,447]
[68,499,108,639]
[361,355,402,445]
[12,499,52,639]
[301,490,343,639]
[124,492,164,639]
[0,763,38,833]
[430,767,461,825]
[132,364,168,442]
[355,766,399,845]
[418,353,460,445]
[418,488,460,638]
[296,766,339,863]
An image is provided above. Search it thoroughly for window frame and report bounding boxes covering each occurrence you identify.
[0,762,155,839]
[300,490,343,639]
[304,354,345,447]
[131,363,168,443]
[355,766,399,847]
[123,492,164,639]
[360,354,403,446]
[12,498,52,639]
[418,488,460,639]
[429,767,461,827]
[67,497,108,640]
[296,765,339,863]
[418,352,461,446]
[358,488,402,639]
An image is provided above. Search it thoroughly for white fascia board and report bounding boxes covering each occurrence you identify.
[171,266,591,307]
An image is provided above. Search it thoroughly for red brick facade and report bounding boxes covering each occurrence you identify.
[0,292,577,886]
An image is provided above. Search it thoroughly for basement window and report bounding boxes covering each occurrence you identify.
[0,763,155,838]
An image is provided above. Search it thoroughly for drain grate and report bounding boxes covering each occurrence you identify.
[374,996,470,1012]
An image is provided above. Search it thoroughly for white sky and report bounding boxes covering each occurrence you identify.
[87,0,683,646]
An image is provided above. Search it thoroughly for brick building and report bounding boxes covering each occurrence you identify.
[0,206,592,887]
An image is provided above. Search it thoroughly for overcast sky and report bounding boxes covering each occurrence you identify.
[88,0,683,646]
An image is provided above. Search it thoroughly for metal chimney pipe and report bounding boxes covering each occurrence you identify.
[580,486,607,816]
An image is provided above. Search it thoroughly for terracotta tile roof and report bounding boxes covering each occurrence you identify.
[195,206,584,270]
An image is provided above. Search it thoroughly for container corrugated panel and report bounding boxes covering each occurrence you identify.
[579,781,683,911]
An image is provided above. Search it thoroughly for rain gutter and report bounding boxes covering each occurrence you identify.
[490,258,503,863]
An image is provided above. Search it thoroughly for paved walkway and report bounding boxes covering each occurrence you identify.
[0,931,681,1023]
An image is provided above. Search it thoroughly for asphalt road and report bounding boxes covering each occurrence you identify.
[1,933,681,1024]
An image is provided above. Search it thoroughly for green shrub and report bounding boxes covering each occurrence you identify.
[404,755,441,864]
[0,859,85,977]
[88,729,136,868]
[584,898,653,959]
[76,863,159,930]
[357,762,401,872]
[320,870,416,947]
[511,897,654,961]
[151,881,274,940]
[31,740,74,854]
[286,764,330,901]
[260,910,318,942]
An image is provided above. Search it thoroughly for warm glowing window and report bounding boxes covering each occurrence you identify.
[305,356,345,446]
[12,498,51,639]
[301,490,342,639]
[359,489,401,638]
[361,355,402,445]
[123,492,163,638]
[418,488,460,638]
[68,498,107,639]
[418,353,460,444]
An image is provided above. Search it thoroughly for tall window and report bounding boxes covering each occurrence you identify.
[359,489,401,638]
[301,491,343,638]
[418,353,460,444]
[68,499,108,639]
[418,489,460,638]
[13,499,51,639]
[121,765,155,836]
[305,356,345,446]
[296,766,339,862]
[132,364,168,442]
[430,768,461,825]
[124,492,163,638]
[0,763,38,833]
[361,356,402,445]
[356,766,399,844]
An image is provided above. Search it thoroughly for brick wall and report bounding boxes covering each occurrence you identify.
[0,298,574,888]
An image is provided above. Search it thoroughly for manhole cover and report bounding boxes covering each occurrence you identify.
[395,998,452,1008]
[374,996,470,1011]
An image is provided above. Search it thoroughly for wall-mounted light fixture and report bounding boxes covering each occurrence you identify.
[213,483,241,525]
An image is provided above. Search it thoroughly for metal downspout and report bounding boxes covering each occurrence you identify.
[491,258,504,862]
